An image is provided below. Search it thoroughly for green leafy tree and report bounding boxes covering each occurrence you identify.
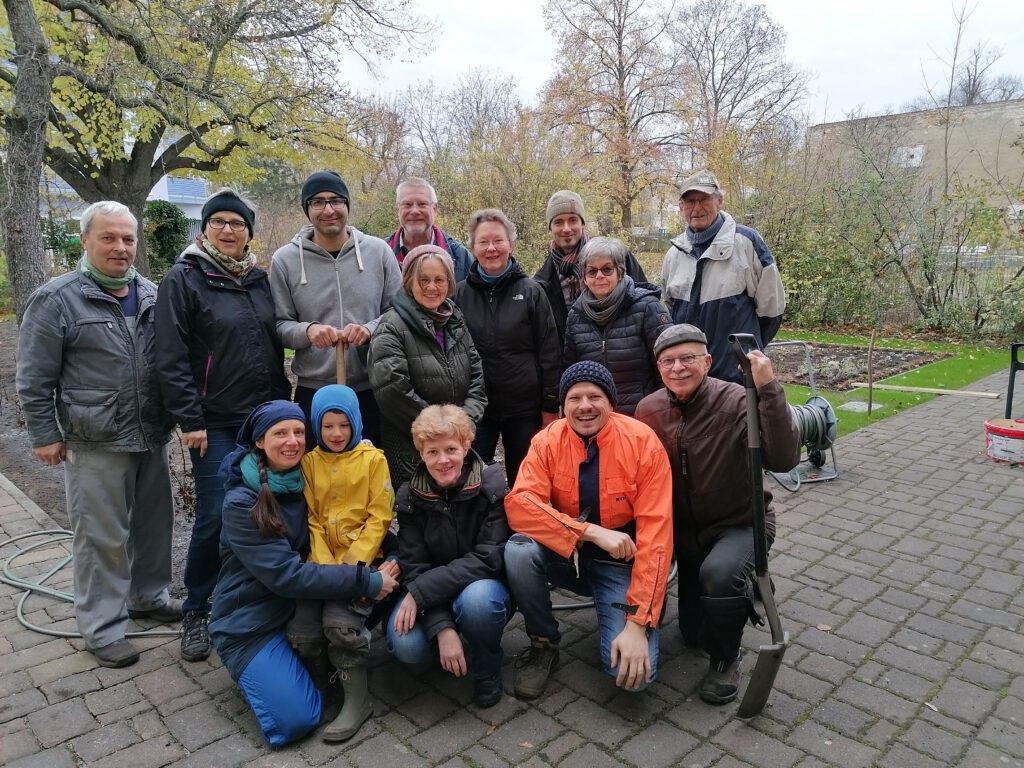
[143,199,190,279]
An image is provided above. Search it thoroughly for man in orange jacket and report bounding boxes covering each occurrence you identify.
[504,361,673,699]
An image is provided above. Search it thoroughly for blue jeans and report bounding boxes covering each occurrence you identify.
[504,534,659,684]
[386,579,512,680]
[184,426,239,612]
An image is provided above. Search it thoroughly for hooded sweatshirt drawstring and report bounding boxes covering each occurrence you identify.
[299,227,364,286]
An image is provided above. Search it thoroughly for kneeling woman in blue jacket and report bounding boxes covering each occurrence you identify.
[209,401,397,746]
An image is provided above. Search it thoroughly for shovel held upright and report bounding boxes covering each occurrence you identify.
[729,333,790,719]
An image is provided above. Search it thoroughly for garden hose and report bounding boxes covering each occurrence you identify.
[1,529,180,639]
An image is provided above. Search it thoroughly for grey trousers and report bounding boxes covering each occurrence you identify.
[64,445,174,647]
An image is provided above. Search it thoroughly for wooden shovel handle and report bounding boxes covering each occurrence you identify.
[335,341,347,386]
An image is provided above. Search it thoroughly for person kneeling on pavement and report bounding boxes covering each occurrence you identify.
[634,324,799,705]
[387,405,513,709]
[210,401,397,746]
[504,362,673,698]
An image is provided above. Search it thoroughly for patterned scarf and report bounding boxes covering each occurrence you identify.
[198,234,256,279]
[549,233,589,308]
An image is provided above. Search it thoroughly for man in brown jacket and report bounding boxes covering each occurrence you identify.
[634,324,799,705]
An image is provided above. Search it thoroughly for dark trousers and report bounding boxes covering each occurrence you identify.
[677,525,759,663]
[472,413,541,487]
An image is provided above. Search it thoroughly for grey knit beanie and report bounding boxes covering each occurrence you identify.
[546,190,586,228]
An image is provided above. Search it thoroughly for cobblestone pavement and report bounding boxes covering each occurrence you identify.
[1,369,1022,768]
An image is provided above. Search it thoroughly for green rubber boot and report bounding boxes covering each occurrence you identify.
[322,665,372,743]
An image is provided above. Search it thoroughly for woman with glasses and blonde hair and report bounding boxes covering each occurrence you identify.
[155,188,291,664]
[563,237,672,416]
[368,245,486,488]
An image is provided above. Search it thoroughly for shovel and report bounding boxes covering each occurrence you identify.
[335,334,347,386]
[729,333,789,720]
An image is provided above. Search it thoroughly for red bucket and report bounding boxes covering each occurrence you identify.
[985,419,1024,464]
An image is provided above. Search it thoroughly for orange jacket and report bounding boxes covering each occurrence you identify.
[505,412,673,627]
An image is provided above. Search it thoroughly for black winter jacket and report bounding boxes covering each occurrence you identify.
[455,260,561,419]
[534,246,648,345]
[155,246,292,432]
[395,453,510,640]
[564,279,672,416]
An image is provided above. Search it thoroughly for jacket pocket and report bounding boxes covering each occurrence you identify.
[60,388,119,442]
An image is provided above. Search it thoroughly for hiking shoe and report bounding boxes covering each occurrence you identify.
[181,610,211,662]
[700,654,741,705]
[513,638,559,700]
[473,674,503,708]
[90,639,140,668]
[128,598,184,623]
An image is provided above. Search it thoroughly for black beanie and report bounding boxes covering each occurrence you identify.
[301,171,350,217]
[201,191,255,237]
[559,361,617,406]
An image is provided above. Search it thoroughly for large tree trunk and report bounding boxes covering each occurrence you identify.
[1,0,52,323]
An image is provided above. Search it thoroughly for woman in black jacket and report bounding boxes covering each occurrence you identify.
[386,405,512,709]
[564,237,672,416]
[155,188,291,663]
[454,209,560,485]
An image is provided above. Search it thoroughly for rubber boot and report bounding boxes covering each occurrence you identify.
[322,665,372,743]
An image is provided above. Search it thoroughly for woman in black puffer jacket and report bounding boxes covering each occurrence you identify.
[564,237,672,416]
[455,209,561,485]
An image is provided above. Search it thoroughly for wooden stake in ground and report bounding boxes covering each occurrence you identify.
[867,331,876,415]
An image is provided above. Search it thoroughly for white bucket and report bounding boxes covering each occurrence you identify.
[985,419,1024,464]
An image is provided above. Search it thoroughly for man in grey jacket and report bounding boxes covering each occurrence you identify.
[270,171,402,445]
[16,201,179,669]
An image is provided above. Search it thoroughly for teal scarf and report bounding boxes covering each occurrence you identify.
[79,254,136,290]
[240,453,304,495]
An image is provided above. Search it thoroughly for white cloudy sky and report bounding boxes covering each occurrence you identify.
[340,0,1024,124]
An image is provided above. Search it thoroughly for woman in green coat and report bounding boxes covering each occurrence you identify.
[368,245,487,488]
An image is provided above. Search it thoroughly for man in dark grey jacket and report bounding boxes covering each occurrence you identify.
[16,201,179,669]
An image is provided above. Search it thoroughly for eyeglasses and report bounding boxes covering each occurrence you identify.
[207,217,247,232]
[584,265,617,278]
[308,197,347,211]
[656,354,707,369]
[417,277,449,288]
[475,239,508,250]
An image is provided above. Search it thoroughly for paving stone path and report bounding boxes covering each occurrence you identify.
[1,368,1021,768]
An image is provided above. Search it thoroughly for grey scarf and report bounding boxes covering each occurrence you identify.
[581,275,633,326]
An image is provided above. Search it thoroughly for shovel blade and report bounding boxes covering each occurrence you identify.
[736,632,789,720]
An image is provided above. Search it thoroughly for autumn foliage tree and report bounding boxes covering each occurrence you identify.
[1,0,425,310]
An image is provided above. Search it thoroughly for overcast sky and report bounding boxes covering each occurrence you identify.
[339,0,1024,125]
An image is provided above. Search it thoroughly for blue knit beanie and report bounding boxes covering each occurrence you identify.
[310,385,363,453]
[559,361,617,406]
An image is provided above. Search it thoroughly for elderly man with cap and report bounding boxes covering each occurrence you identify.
[533,190,649,344]
[635,324,799,705]
[270,170,402,445]
[386,177,473,282]
[504,361,673,700]
[661,170,786,385]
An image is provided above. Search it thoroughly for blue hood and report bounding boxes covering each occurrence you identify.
[310,385,363,452]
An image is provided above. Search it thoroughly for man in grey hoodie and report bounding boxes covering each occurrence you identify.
[270,171,402,445]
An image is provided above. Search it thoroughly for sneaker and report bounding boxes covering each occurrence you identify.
[128,598,184,623]
[90,639,140,668]
[699,654,741,705]
[473,674,503,708]
[513,638,559,700]
[181,610,211,662]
